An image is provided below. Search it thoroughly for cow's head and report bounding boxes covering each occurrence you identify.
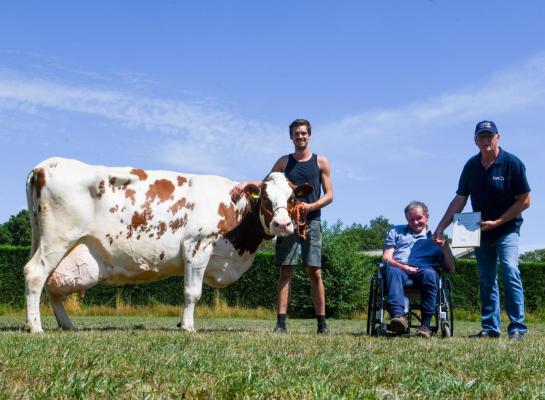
[245,172,313,237]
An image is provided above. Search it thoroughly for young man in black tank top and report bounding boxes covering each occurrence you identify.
[231,119,334,334]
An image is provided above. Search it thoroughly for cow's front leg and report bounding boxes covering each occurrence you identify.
[180,240,212,332]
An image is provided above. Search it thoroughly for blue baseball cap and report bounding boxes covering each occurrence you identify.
[475,120,498,135]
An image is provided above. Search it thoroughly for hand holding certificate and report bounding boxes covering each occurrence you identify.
[452,212,481,248]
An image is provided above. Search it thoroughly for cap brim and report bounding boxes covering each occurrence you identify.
[475,129,498,135]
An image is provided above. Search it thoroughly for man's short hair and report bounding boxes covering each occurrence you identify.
[289,119,312,136]
[404,201,429,217]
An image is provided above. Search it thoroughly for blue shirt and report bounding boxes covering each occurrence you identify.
[457,148,531,241]
[383,225,444,269]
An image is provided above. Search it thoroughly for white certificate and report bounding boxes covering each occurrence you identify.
[451,212,481,248]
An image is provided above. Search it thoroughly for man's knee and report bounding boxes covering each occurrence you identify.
[278,266,294,281]
[305,266,322,283]
[387,266,406,282]
[419,268,439,286]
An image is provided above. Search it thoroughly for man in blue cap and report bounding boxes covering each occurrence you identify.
[433,120,531,340]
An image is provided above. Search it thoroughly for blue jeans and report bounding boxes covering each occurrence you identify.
[474,232,527,335]
[386,265,438,326]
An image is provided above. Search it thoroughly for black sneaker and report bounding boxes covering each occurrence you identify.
[317,326,331,335]
[273,325,287,334]
[508,332,523,341]
[390,316,408,334]
[468,330,499,339]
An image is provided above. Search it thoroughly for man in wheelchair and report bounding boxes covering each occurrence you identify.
[383,201,455,338]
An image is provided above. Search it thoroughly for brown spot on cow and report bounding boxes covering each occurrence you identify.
[131,210,149,230]
[192,240,202,257]
[169,216,188,233]
[128,208,153,238]
[125,189,136,206]
[97,180,106,199]
[108,177,117,192]
[217,203,239,234]
[145,179,175,204]
[169,219,182,232]
[177,176,188,186]
[156,222,167,239]
[109,205,119,213]
[35,168,46,198]
[160,251,165,261]
[130,169,148,181]
[105,234,113,245]
[169,197,195,215]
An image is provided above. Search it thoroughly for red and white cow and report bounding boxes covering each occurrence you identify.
[23,157,310,333]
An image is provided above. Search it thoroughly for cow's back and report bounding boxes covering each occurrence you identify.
[30,157,241,285]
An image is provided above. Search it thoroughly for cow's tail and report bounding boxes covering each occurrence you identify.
[26,168,41,257]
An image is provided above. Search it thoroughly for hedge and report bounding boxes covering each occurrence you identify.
[1,245,545,317]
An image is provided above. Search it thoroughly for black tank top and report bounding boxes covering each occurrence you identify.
[284,153,322,221]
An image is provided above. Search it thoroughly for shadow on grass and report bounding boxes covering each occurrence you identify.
[1,324,261,333]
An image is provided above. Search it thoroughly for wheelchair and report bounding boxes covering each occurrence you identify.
[366,261,454,338]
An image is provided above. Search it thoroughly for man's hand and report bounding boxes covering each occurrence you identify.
[298,202,312,213]
[480,220,500,231]
[432,230,444,244]
[403,265,418,275]
[230,182,248,202]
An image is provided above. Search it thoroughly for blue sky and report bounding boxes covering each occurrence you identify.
[1,1,544,252]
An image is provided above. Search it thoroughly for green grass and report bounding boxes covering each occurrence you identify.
[1,316,544,399]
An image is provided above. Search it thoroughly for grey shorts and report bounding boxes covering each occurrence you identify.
[275,219,322,267]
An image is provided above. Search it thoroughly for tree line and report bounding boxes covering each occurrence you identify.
[1,209,544,261]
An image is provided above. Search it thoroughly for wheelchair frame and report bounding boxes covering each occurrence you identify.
[366,261,454,338]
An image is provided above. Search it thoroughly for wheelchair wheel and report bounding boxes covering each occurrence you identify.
[445,278,454,336]
[440,321,451,338]
[366,276,376,335]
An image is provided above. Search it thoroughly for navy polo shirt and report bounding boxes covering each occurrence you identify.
[457,148,530,241]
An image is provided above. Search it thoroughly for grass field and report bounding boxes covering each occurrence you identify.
[1,316,544,399]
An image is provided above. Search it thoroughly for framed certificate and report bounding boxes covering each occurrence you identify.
[452,212,481,248]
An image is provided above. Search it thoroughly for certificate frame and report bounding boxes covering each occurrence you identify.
[451,212,481,248]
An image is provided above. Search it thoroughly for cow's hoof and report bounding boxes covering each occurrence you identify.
[179,325,195,333]
[60,324,76,332]
[23,323,43,334]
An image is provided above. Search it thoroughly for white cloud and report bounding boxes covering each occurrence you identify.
[317,53,545,180]
[2,52,545,182]
[0,70,283,177]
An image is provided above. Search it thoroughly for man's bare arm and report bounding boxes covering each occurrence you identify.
[302,155,333,213]
[432,194,468,241]
[229,156,288,201]
[382,247,417,275]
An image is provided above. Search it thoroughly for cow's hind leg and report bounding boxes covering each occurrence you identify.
[47,292,76,331]
[179,241,212,332]
[23,248,66,333]
[180,265,206,332]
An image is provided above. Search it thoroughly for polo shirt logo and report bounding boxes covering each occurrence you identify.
[492,176,505,181]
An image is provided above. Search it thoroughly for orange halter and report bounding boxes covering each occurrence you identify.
[292,202,308,240]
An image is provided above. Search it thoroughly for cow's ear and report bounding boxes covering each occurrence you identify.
[244,184,261,200]
[295,183,313,198]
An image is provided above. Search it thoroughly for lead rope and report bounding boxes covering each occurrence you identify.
[292,203,308,240]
